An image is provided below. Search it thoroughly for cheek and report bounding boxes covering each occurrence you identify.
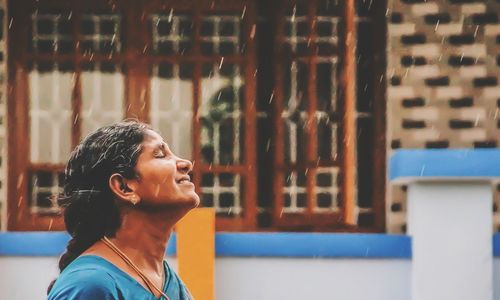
[141,162,176,183]
[135,164,178,196]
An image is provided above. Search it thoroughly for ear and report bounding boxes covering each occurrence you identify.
[109,173,140,205]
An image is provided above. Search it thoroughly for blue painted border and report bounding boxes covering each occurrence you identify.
[4,232,500,258]
[390,149,500,181]
[215,233,411,258]
[5,231,500,258]
[494,234,500,257]
[0,232,411,258]
[0,232,176,257]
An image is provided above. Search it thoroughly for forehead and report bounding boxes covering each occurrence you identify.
[142,129,166,148]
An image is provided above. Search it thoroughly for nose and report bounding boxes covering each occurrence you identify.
[176,158,193,174]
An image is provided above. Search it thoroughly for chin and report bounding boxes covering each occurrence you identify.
[187,193,201,208]
[174,192,200,209]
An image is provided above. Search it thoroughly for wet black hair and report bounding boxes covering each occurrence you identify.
[47,120,151,294]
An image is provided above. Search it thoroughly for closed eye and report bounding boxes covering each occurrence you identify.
[153,150,167,158]
[154,142,173,158]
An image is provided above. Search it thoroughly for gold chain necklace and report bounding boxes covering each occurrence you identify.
[101,236,170,300]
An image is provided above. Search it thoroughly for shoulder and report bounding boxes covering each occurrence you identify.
[48,257,120,300]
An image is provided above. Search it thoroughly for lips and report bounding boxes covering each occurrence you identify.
[176,175,191,184]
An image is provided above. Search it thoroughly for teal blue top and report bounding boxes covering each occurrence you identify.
[47,255,192,300]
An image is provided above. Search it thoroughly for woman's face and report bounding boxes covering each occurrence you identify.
[131,129,200,209]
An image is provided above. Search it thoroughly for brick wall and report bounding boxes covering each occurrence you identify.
[386,0,500,233]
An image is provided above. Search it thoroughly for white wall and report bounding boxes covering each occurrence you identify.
[215,258,411,300]
[0,256,410,300]
[5,256,500,300]
[494,259,500,300]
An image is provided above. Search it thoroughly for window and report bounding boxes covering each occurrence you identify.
[8,0,386,231]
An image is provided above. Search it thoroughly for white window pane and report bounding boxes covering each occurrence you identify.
[58,73,73,110]
[29,70,72,164]
[81,70,124,138]
[35,117,52,163]
[150,64,193,160]
[33,72,53,111]
[81,72,96,111]
[101,73,123,111]
[58,115,72,162]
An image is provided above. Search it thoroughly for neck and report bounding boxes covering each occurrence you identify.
[107,205,189,274]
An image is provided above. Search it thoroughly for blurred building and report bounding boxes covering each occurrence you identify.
[1,0,499,233]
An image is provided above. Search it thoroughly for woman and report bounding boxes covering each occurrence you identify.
[47,120,199,300]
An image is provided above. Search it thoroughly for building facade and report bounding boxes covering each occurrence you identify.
[1,0,499,233]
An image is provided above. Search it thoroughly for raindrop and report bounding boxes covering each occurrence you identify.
[219,57,224,69]
[17,174,24,189]
[420,165,426,176]
[291,5,297,23]
[241,6,246,19]
[268,91,274,104]
[389,68,395,77]
[48,218,54,230]
[434,20,439,32]
[168,9,174,23]
[250,24,256,39]
[9,18,13,29]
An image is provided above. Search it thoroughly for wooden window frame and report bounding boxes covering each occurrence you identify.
[8,0,258,231]
[268,0,387,231]
[7,0,386,232]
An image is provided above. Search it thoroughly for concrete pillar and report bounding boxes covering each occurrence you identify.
[407,182,492,300]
